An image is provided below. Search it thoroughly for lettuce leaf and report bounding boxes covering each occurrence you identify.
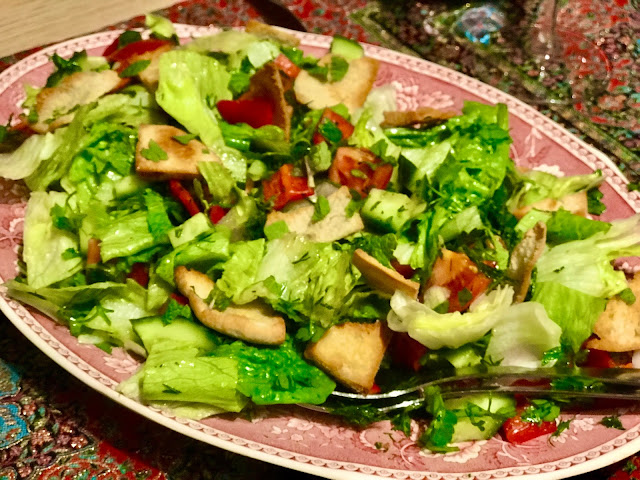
[0,131,63,180]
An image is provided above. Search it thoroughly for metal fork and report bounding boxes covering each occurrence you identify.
[302,366,640,414]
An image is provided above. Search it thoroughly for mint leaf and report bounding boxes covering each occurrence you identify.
[312,196,331,222]
[141,139,168,162]
[600,415,624,430]
[117,30,143,49]
[618,287,636,305]
[329,56,349,82]
[119,59,151,78]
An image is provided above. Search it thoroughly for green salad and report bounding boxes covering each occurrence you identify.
[1,16,639,450]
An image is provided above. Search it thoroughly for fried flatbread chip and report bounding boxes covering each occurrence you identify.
[512,191,588,219]
[33,69,121,133]
[507,222,547,303]
[134,43,173,90]
[381,106,456,128]
[264,186,364,242]
[175,266,286,345]
[135,124,221,179]
[352,249,420,299]
[293,54,379,114]
[586,274,640,352]
[245,19,301,47]
[305,321,391,393]
[240,63,293,140]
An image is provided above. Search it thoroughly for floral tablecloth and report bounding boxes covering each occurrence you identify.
[1,0,638,479]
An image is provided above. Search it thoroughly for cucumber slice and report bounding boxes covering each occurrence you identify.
[329,35,364,61]
[361,188,426,233]
[444,394,516,443]
[132,316,219,353]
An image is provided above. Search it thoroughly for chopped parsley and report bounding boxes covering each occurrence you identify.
[312,196,331,222]
[600,415,625,430]
[141,139,168,162]
[173,133,197,145]
[119,59,151,78]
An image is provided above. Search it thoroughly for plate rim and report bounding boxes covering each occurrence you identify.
[1,24,639,480]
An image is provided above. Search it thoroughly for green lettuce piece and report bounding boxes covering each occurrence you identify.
[217,190,263,241]
[485,301,562,368]
[0,131,63,180]
[213,239,265,303]
[198,161,236,206]
[536,214,640,298]
[532,281,607,352]
[143,189,173,242]
[168,212,214,248]
[23,191,83,288]
[98,211,158,262]
[145,13,177,40]
[211,337,335,405]
[387,287,514,349]
[138,347,247,412]
[400,141,451,191]
[156,50,231,147]
[508,170,603,210]
[439,206,484,242]
[82,86,166,127]
[545,209,611,244]
[350,108,401,162]
[155,230,231,285]
[185,31,278,70]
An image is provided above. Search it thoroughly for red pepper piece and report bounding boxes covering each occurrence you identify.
[389,332,428,372]
[108,39,172,66]
[216,98,275,129]
[328,147,393,198]
[168,179,201,217]
[86,238,101,265]
[313,108,355,144]
[390,259,416,280]
[274,53,301,79]
[369,383,381,394]
[127,263,149,287]
[208,205,228,224]
[262,164,314,210]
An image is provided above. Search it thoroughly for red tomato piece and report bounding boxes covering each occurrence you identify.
[216,98,275,129]
[170,292,189,306]
[86,238,101,265]
[389,332,428,371]
[208,205,228,224]
[369,383,381,394]
[127,263,149,287]
[584,348,617,368]
[263,164,314,210]
[428,250,492,312]
[108,39,172,65]
[328,147,393,197]
[313,108,355,144]
[502,413,557,444]
[274,53,301,79]
[168,179,201,217]
[391,259,416,280]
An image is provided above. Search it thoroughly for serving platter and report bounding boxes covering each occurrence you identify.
[1,24,640,480]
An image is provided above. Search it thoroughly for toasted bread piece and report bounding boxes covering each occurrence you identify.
[175,266,286,345]
[352,249,420,299]
[305,321,391,393]
[240,63,293,140]
[381,106,456,128]
[512,191,588,219]
[585,274,640,352]
[294,55,379,114]
[507,222,547,303]
[245,19,300,47]
[33,69,121,133]
[134,43,173,90]
[264,186,364,242]
[135,124,221,179]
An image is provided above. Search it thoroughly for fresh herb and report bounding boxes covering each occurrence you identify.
[141,139,168,162]
[587,188,606,215]
[457,287,473,306]
[419,386,459,452]
[618,287,636,305]
[521,399,560,425]
[600,415,625,430]
[318,119,343,143]
[350,169,367,179]
[46,51,88,87]
[550,419,572,441]
[162,383,182,394]
[117,30,143,49]
[623,460,638,473]
[345,197,364,218]
[329,56,349,82]
[119,59,151,78]
[551,375,606,392]
[391,410,413,437]
[61,248,81,260]
[161,298,193,325]
[172,133,197,145]
[312,196,331,222]
[143,189,174,241]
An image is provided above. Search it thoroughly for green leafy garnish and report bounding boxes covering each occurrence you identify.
[600,415,625,430]
[119,60,151,78]
[329,56,349,82]
[117,30,143,49]
[172,133,198,145]
[141,139,168,162]
[312,196,331,222]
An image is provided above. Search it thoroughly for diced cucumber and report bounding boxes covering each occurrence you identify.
[445,394,516,443]
[169,212,213,248]
[132,316,220,353]
[360,188,426,233]
[329,35,364,61]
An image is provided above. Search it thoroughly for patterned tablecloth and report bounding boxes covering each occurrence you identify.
[1,0,638,479]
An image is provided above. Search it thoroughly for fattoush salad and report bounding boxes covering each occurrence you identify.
[1,16,640,451]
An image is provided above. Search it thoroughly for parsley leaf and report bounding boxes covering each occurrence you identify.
[141,139,168,162]
[457,287,473,306]
[172,133,197,145]
[329,56,349,82]
[318,119,343,143]
[550,419,572,441]
[117,30,143,48]
[119,59,151,78]
[587,188,606,215]
[46,51,87,87]
[312,196,331,222]
[618,287,636,305]
[61,248,81,260]
[521,399,560,425]
[600,415,625,430]
[161,298,193,325]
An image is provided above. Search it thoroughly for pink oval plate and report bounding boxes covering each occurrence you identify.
[1,25,640,480]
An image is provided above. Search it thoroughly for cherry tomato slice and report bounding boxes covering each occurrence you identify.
[428,250,491,312]
[208,205,228,224]
[502,413,557,444]
[274,53,301,79]
[313,108,354,144]
[389,332,428,371]
[217,98,275,129]
[328,147,393,197]
[262,164,314,210]
[127,263,149,287]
